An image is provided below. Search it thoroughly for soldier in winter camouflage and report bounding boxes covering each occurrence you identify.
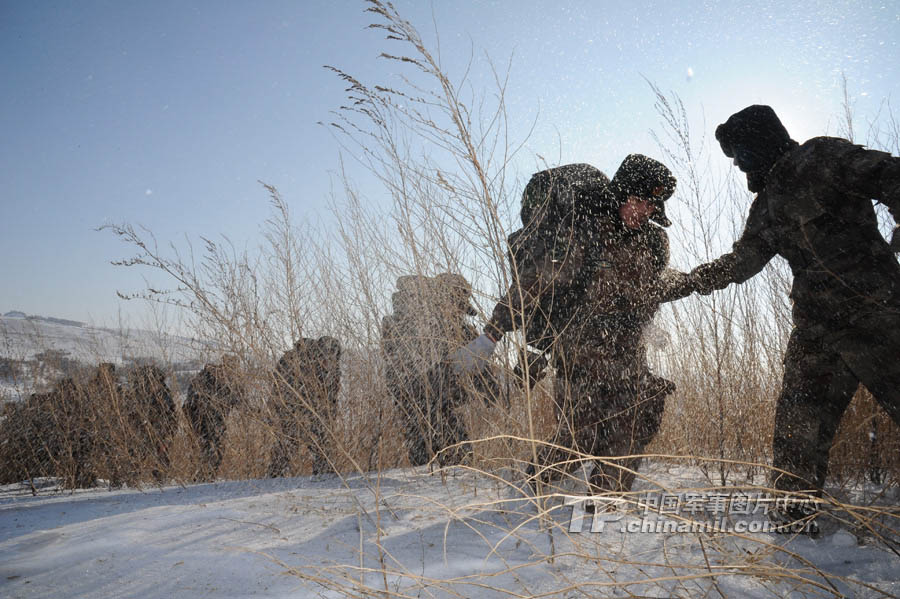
[124,364,177,483]
[7,378,93,489]
[382,273,496,466]
[182,355,243,479]
[685,105,900,502]
[86,363,128,487]
[456,157,688,494]
[268,336,342,477]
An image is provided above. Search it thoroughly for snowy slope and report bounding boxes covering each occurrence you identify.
[1,465,898,598]
[0,314,200,365]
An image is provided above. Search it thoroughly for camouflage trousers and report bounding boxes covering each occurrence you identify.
[183,400,231,479]
[772,311,900,494]
[268,400,335,477]
[390,362,472,468]
[534,358,672,495]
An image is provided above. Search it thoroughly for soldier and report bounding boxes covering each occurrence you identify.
[84,363,127,487]
[684,105,900,515]
[268,336,342,477]
[125,364,177,483]
[455,157,687,495]
[182,355,243,479]
[381,272,493,466]
[48,376,97,489]
[1,392,55,488]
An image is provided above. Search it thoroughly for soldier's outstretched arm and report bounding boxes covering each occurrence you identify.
[689,195,777,294]
[838,143,900,251]
[451,244,552,373]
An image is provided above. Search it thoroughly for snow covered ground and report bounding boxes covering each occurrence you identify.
[1,464,898,598]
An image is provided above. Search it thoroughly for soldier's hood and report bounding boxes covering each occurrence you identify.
[715,105,796,192]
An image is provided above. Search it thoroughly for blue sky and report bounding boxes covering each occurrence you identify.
[1,0,898,326]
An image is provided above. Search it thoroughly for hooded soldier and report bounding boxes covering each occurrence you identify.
[685,104,900,530]
[454,155,686,495]
[381,272,488,466]
[124,364,177,484]
[182,355,243,479]
[269,336,342,477]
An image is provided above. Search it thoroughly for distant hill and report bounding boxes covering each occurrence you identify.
[3,311,84,327]
[0,313,201,365]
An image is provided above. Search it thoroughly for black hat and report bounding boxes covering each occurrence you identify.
[610,154,676,227]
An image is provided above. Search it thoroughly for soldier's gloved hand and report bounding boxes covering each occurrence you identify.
[450,333,497,374]
[689,264,718,296]
[891,226,900,253]
[657,270,695,302]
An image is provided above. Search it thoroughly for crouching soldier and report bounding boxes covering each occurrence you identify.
[268,336,342,477]
[454,157,690,496]
[182,355,243,480]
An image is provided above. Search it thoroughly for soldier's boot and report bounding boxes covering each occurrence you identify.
[525,456,578,497]
[768,504,821,537]
[309,430,334,476]
[310,453,332,476]
[268,437,290,478]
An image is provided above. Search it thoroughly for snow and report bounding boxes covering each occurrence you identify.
[0,315,199,366]
[1,464,898,598]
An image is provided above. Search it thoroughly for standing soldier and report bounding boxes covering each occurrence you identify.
[268,336,342,477]
[125,364,177,484]
[455,157,688,495]
[684,105,900,526]
[182,355,243,480]
[86,363,127,487]
[382,273,492,466]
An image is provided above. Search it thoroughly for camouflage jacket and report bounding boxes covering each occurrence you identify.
[184,362,242,412]
[693,137,900,327]
[274,337,342,408]
[487,213,675,361]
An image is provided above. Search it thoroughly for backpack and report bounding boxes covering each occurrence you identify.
[506,164,612,353]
